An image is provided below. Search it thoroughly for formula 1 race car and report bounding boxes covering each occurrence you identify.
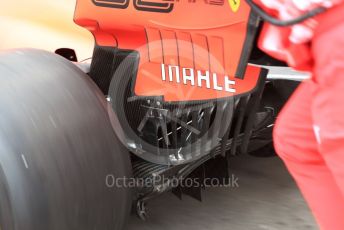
[0,0,308,229]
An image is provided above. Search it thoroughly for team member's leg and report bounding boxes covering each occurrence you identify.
[312,22,344,206]
[274,80,344,230]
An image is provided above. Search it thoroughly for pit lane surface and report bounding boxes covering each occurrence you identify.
[128,155,317,230]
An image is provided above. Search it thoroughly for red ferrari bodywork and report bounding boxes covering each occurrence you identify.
[74,0,262,101]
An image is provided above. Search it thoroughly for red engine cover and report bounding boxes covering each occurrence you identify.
[74,0,262,102]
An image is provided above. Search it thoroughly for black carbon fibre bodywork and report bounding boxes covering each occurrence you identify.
[89,46,269,167]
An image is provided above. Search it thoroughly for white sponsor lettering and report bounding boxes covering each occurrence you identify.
[197,70,211,89]
[161,64,236,93]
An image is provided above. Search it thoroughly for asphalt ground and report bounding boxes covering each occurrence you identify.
[127,155,318,230]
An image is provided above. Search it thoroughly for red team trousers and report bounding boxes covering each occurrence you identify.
[273,8,344,230]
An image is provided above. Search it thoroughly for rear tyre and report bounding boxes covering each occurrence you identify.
[0,49,131,230]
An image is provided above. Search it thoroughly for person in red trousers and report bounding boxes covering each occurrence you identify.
[254,1,344,229]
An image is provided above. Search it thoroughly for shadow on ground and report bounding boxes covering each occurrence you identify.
[127,155,318,230]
